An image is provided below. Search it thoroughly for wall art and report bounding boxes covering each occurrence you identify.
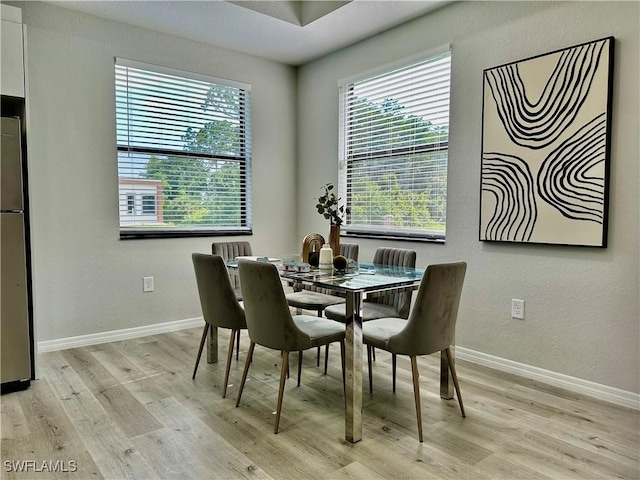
[480,37,614,247]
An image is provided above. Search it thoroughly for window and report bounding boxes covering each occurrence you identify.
[338,48,451,241]
[141,195,156,214]
[116,59,252,238]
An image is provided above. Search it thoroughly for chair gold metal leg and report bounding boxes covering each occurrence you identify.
[222,328,236,398]
[392,354,397,393]
[445,347,465,418]
[275,351,290,434]
[367,345,373,394]
[192,324,210,379]
[410,356,423,442]
[297,350,303,386]
[235,341,255,407]
[236,329,240,361]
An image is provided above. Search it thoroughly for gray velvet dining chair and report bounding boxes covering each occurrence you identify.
[286,242,359,373]
[211,241,253,300]
[211,241,252,359]
[235,259,346,434]
[362,261,467,442]
[323,247,416,372]
[324,247,417,322]
[191,253,247,399]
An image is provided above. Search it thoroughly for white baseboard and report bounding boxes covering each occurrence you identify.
[37,320,639,410]
[37,317,204,353]
[456,346,640,410]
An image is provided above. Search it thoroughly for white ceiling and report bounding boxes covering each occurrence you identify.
[48,0,451,65]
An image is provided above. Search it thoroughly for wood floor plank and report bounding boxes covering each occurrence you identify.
[1,379,103,480]
[88,344,150,385]
[332,461,388,479]
[109,339,171,378]
[472,452,554,480]
[435,412,605,479]
[38,351,108,422]
[61,348,163,438]
[139,396,272,480]
[71,415,159,480]
[17,378,83,454]
[521,429,640,479]
[460,360,639,435]
[2,328,637,480]
[0,391,30,440]
[461,374,640,450]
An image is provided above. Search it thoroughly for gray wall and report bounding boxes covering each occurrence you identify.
[16,2,298,341]
[297,1,639,393]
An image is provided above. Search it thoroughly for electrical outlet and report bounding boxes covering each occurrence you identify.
[143,276,154,293]
[511,299,524,319]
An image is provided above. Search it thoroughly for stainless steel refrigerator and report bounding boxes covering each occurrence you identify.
[1,116,32,392]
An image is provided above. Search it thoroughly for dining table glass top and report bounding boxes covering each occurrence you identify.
[227,259,424,294]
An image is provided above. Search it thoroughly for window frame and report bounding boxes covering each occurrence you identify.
[338,46,451,243]
[126,194,135,214]
[141,194,156,215]
[115,58,252,240]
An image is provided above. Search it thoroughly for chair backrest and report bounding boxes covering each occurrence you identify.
[192,253,246,329]
[340,243,359,262]
[301,234,325,262]
[212,241,253,259]
[387,262,467,356]
[212,241,253,289]
[368,247,417,318]
[238,260,313,352]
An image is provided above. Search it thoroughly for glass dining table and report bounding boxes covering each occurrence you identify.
[214,260,455,443]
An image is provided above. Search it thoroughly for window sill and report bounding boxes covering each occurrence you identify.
[120,229,252,240]
[342,231,445,244]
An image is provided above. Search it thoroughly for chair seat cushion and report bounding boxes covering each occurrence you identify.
[286,291,345,310]
[324,302,401,322]
[362,318,407,351]
[293,315,345,346]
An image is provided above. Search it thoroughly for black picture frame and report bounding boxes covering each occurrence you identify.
[479,37,614,247]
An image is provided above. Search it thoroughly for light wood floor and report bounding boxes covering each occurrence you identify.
[2,326,639,479]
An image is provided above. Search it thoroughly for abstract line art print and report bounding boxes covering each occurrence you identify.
[480,37,614,247]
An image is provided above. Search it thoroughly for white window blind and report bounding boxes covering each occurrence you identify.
[115,59,252,238]
[339,49,451,240]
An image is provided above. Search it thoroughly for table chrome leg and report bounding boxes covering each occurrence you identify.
[440,347,454,399]
[345,291,363,443]
[207,325,218,364]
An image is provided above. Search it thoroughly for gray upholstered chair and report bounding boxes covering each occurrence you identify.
[235,259,346,434]
[324,247,417,322]
[363,261,467,442]
[191,253,247,399]
[323,247,416,369]
[211,241,252,300]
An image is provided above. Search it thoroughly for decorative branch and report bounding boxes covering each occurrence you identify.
[316,183,350,226]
